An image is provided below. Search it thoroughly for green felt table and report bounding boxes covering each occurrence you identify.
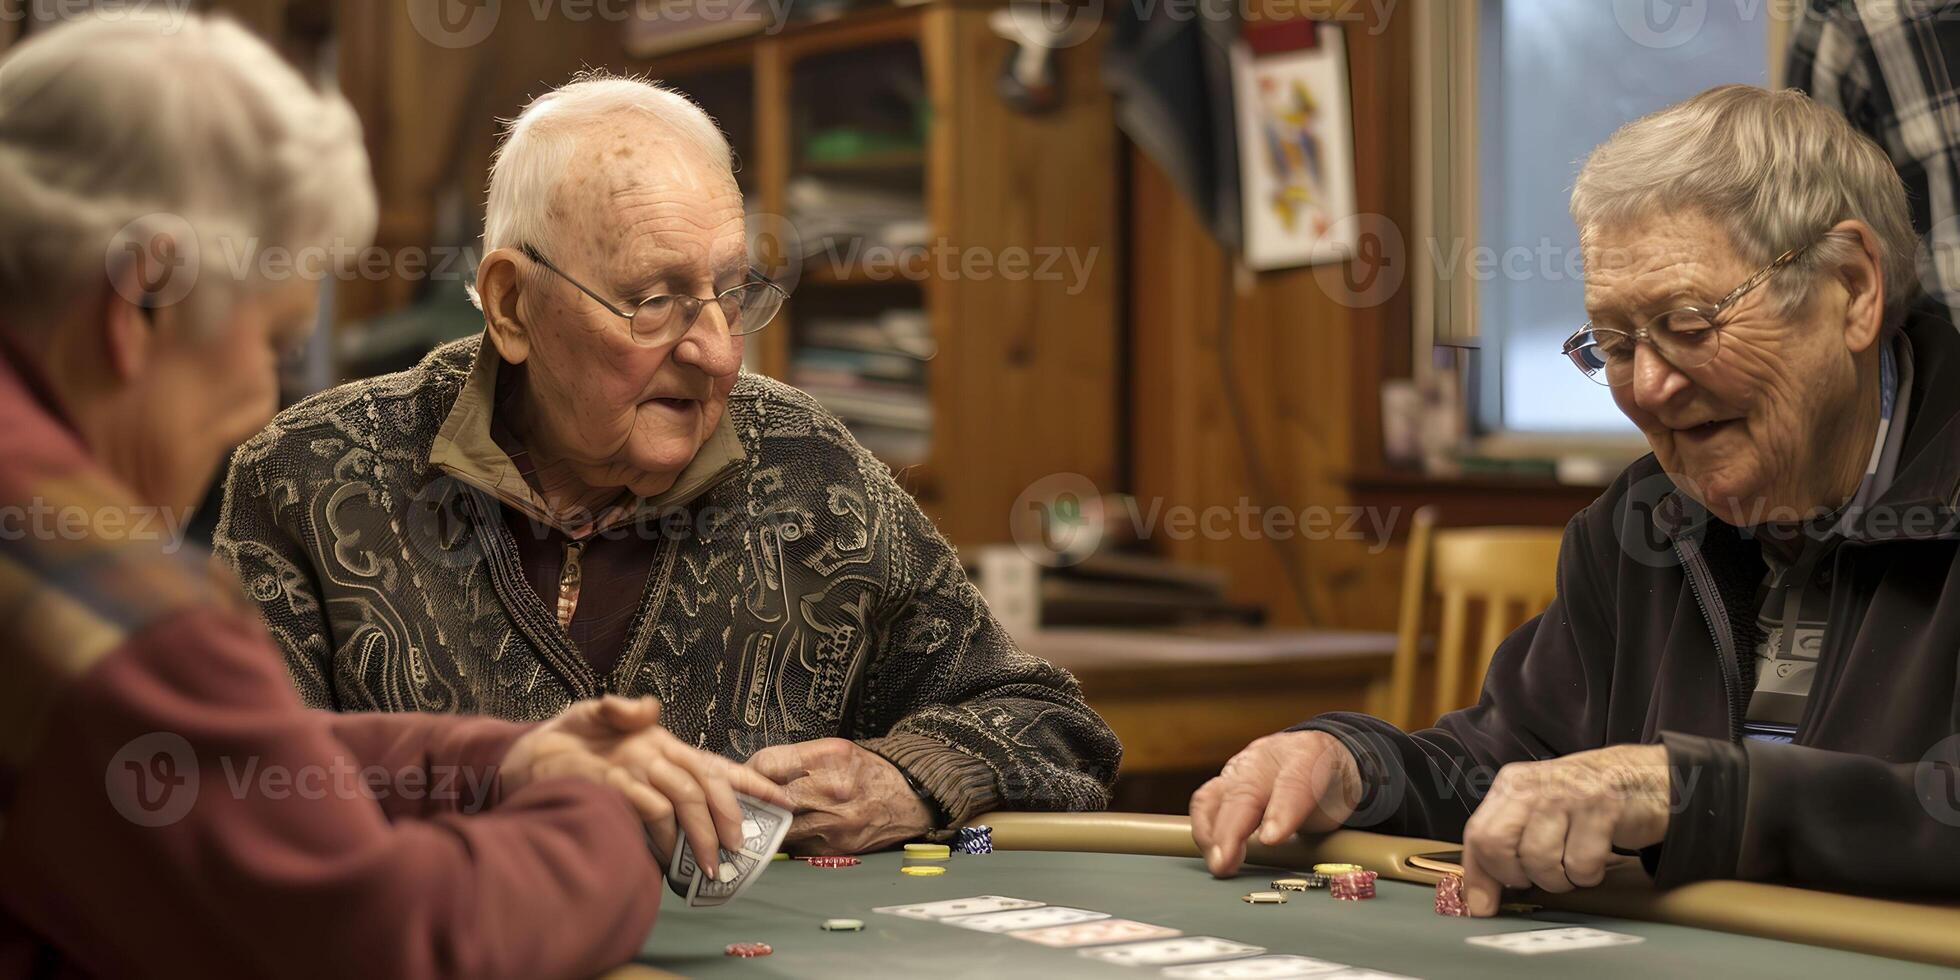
[626,827,1954,979]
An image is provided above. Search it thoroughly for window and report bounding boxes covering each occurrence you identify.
[1443,0,1778,441]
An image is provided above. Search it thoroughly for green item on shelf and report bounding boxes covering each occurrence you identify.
[802,128,923,164]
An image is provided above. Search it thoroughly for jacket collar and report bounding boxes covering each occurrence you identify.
[1655,302,1960,544]
[428,334,744,538]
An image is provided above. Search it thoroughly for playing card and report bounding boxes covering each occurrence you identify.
[1009,918,1181,948]
[873,896,1047,921]
[661,793,793,909]
[1464,926,1645,955]
[1078,936,1265,967]
[940,906,1110,933]
[1161,954,1349,978]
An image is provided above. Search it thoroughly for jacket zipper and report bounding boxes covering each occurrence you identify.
[1674,534,1744,742]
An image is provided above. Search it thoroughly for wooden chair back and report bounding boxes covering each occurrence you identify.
[1387,507,1563,729]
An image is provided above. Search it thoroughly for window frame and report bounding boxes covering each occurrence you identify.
[1409,0,1794,463]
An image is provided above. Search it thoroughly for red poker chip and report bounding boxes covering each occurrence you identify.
[725,942,773,958]
[807,856,862,868]
[1434,873,1468,917]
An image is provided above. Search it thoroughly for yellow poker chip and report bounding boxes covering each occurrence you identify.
[772,852,791,862]
[904,843,952,859]
[900,865,946,876]
[1312,863,1363,875]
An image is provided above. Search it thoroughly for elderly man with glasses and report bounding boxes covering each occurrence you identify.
[214,73,1120,855]
[1191,84,1960,909]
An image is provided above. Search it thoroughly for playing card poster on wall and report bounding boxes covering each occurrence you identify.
[1231,19,1358,270]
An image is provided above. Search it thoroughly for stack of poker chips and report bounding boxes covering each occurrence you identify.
[1328,869,1378,900]
[1434,873,1469,916]
[955,825,994,854]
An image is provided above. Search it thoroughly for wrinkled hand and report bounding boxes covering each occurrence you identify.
[500,696,790,878]
[1460,743,1670,916]
[1190,730,1362,877]
[745,738,934,854]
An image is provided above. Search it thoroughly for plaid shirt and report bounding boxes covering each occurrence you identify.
[1786,0,1960,320]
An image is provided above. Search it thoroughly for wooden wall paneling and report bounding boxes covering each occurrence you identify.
[925,7,1120,545]
[750,38,791,381]
[1128,10,1410,631]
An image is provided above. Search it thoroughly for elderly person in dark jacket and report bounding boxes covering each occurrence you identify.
[1194,84,1960,912]
[214,72,1120,855]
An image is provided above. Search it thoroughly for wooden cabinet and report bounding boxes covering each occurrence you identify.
[638,6,1120,546]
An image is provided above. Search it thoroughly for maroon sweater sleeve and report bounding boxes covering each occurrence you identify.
[318,711,531,821]
[0,605,662,980]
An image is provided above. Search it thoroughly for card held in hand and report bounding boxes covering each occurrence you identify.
[660,792,793,909]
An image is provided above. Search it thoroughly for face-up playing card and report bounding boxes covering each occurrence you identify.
[1008,918,1181,948]
[662,793,792,909]
[1161,954,1350,978]
[873,896,1047,921]
[940,906,1110,933]
[1078,936,1265,967]
[1464,927,1645,955]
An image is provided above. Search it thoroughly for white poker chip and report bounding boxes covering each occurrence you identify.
[820,918,865,932]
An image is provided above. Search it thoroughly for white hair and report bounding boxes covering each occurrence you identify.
[0,12,375,327]
[1572,84,1919,329]
[473,71,734,307]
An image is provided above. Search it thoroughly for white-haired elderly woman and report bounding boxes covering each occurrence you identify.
[0,15,792,978]
[212,71,1121,855]
[1192,84,1960,911]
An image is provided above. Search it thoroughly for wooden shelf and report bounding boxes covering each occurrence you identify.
[799,258,930,286]
[1346,468,1606,533]
[628,3,1118,548]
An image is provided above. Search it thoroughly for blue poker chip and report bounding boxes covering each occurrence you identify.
[955,825,994,854]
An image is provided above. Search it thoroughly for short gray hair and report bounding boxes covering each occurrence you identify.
[481,71,733,260]
[1571,84,1919,329]
[0,12,375,327]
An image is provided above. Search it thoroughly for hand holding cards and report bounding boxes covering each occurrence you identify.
[664,792,793,908]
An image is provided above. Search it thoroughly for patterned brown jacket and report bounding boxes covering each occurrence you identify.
[213,335,1120,824]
